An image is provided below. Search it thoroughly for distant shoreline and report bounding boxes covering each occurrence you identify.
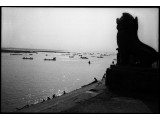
[1,48,71,53]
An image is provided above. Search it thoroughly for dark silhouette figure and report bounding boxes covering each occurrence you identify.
[116,13,158,67]
[52,94,56,98]
[88,61,91,64]
[94,77,98,82]
[47,97,50,100]
[105,13,159,102]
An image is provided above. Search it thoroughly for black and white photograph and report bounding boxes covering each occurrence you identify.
[1,7,159,114]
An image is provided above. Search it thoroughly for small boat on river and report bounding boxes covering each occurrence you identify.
[69,56,74,58]
[44,57,56,61]
[22,57,33,60]
[80,56,88,59]
[97,56,103,58]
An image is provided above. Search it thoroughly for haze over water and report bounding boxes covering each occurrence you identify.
[2,8,159,52]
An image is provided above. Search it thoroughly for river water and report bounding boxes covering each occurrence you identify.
[1,52,116,112]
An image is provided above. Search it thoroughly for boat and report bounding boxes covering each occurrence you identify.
[22,57,33,60]
[97,56,103,58]
[90,53,94,55]
[44,57,56,61]
[69,56,74,58]
[80,56,88,59]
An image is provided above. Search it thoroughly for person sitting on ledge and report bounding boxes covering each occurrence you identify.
[52,94,56,98]
[47,97,51,100]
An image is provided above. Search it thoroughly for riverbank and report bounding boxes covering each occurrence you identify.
[15,77,104,113]
[14,73,158,113]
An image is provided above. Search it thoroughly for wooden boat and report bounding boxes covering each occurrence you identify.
[97,56,103,58]
[22,57,33,60]
[80,56,88,59]
[44,57,56,61]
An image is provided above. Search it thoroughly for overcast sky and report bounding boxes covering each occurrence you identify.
[2,8,159,52]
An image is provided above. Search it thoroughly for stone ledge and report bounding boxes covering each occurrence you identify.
[105,65,159,99]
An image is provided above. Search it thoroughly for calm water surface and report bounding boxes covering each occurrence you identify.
[1,52,116,112]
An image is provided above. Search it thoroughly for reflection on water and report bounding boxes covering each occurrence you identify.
[1,52,116,112]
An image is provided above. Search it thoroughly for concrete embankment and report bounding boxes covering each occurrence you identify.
[15,78,104,113]
[15,74,155,113]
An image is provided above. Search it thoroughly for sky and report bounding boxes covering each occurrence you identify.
[2,8,159,52]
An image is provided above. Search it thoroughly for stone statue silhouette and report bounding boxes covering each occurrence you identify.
[116,13,158,67]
